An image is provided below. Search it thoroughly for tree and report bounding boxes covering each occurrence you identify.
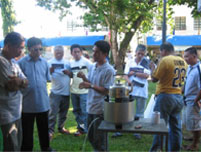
[0,0,18,37]
[36,0,157,72]
[36,0,199,71]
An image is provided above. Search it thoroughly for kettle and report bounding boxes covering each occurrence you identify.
[109,74,133,101]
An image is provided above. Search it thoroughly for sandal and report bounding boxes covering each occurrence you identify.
[183,145,199,151]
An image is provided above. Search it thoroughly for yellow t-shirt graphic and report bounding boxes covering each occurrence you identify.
[153,55,187,95]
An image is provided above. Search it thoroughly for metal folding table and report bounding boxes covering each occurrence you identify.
[98,118,168,151]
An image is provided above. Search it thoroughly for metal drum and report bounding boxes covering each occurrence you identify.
[104,101,134,125]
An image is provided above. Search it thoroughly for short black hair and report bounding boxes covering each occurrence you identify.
[70,44,82,53]
[4,32,25,46]
[185,47,197,56]
[27,37,42,48]
[160,42,174,52]
[94,40,110,55]
[136,44,146,52]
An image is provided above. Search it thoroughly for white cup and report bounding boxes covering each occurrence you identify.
[151,111,160,124]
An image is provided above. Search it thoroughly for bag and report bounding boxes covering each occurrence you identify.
[144,94,156,118]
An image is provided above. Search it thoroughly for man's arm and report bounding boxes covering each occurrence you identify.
[124,75,132,85]
[150,61,158,83]
[135,72,149,79]
[77,71,90,82]
[5,76,28,91]
[63,70,73,78]
[194,90,201,108]
[79,81,108,95]
[195,90,201,103]
[151,76,159,83]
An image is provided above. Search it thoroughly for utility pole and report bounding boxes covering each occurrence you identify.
[162,0,167,43]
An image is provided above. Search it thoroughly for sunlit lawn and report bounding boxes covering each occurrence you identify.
[31,82,200,151]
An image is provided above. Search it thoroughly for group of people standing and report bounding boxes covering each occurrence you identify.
[0,31,201,152]
[110,42,201,151]
[150,43,201,151]
[0,31,115,152]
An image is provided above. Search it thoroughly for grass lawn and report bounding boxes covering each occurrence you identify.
[31,82,200,151]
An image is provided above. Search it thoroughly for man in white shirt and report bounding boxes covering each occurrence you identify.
[70,44,92,136]
[48,45,71,140]
[124,44,151,139]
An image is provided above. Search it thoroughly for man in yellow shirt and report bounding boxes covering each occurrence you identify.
[150,42,187,151]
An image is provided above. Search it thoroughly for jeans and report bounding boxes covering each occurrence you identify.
[49,92,70,134]
[132,96,147,118]
[71,93,87,132]
[87,114,107,151]
[150,93,184,152]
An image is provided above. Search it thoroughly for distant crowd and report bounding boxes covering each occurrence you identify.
[0,31,200,152]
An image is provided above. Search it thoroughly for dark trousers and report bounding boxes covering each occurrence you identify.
[1,119,22,151]
[87,114,107,151]
[21,111,50,151]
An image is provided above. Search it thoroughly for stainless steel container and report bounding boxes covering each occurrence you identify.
[104,102,134,125]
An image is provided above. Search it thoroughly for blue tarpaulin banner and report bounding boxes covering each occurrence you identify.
[0,35,105,47]
[147,35,201,46]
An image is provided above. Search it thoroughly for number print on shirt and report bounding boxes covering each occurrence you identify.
[172,68,186,87]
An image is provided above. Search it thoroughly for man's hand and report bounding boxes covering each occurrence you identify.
[50,67,55,74]
[149,61,156,72]
[5,76,22,91]
[63,70,73,77]
[77,71,87,81]
[79,82,91,89]
[127,81,132,86]
[128,71,135,77]
[197,101,201,108]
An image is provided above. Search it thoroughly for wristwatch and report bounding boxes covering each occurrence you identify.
[21,79,26,87]
[90,84,94,89]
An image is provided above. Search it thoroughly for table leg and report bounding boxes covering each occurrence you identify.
[105,132,108,152]
[160,135,164,151]
[165,134,168,152]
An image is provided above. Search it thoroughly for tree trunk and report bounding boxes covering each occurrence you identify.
[110,30,136,73]
[110,29,123,73]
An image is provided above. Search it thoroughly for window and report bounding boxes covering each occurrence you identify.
[175,17,186,30]
[194,17,201,30]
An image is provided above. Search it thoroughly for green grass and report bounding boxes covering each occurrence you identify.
[31,82,200,151]
[31,82,156,151]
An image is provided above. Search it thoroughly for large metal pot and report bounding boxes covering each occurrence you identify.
[104,101,134,125]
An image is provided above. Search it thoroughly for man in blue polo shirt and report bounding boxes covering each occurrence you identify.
[183,47,201,151]
[79,40,115,151]
[18,37,53,151]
